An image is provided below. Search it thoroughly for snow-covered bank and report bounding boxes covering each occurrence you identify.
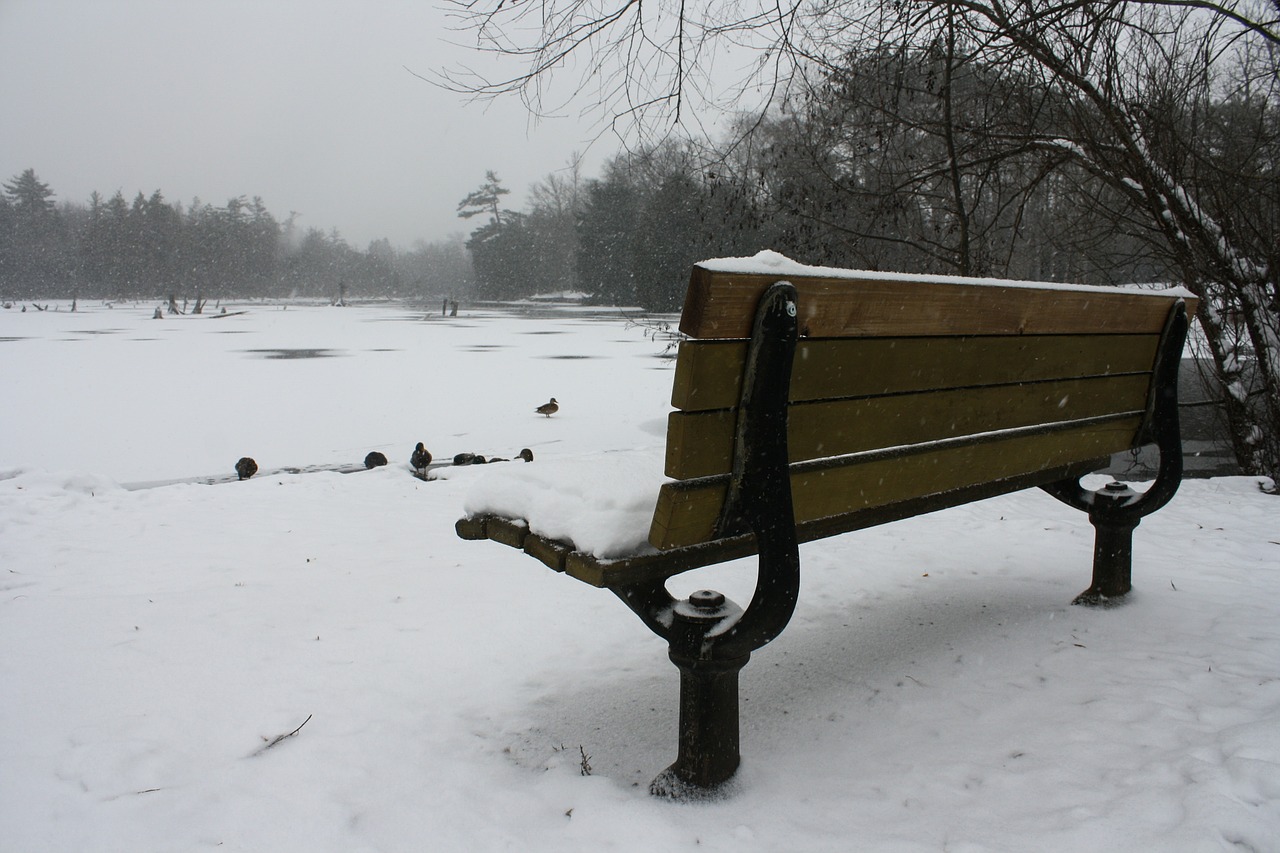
[1,301,1276,851]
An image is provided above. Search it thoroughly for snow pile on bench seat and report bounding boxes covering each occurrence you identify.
[447,448,668,559]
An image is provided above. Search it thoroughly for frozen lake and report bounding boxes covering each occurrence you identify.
[1,299,679,484]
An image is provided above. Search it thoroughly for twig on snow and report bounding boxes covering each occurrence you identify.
[250,714,312,757]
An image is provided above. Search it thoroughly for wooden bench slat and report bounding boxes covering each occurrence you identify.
[486,516,530,550]
[670,333,1161,412]
[649,414,1143,550]
[564,536,759,588]
[665,373,1153,479]
[680,267,1194,339]
[523,533,570,572]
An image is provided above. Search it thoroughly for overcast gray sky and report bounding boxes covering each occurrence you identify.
[0,0,603,248]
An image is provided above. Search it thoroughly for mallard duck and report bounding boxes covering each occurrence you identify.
[410,442,432,475]
[235,457,258,480]
[536,397,559,417]
[364,451,388,469]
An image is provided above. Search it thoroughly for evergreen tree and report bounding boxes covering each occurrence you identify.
[459,171,527,298]
[633,172,707,311]
[1,169,66,296]
[575,175,639,304]
[4,169,56,216]
[457,171,512,224]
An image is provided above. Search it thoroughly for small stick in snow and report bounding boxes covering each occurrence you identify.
[250,714,312,757]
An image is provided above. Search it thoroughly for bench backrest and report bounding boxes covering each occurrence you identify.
[648,263,1196,551]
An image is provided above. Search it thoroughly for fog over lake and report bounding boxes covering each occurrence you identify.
[0,0,601,248]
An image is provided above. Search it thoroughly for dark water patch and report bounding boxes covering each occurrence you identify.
[540,355,596,360]
[520,330,569,335]
[462,345,508,352]
[69,329,127,335]
[213,329,252,334]
[365,348,401,352]
[0,336,27,342]
[243,348,346,360]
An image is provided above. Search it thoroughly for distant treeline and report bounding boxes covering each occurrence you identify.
[0,169,473,302]
[453,41,1280,311]
[462,129,1179,313]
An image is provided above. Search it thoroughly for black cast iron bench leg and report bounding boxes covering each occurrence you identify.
[1042,300,1190,605]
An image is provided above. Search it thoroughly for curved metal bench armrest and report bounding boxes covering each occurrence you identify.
[612,281,802,661]
[1042,299,1189,523]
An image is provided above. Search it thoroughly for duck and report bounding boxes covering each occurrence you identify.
[410,442,432,476]
[518,448,534,462]
[536,397,559,417]
[364,451,388,469]
[235,457,258,480]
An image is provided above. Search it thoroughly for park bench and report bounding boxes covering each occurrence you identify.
[455,253,1195,798]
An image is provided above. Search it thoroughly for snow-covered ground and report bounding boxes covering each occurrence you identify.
[2,300,1277,852]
